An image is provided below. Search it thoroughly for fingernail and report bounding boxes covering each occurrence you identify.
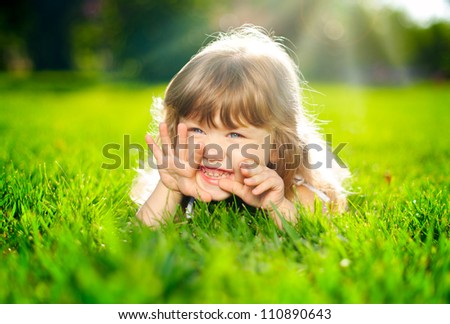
[240,162,255,169]
[240,162,250,168]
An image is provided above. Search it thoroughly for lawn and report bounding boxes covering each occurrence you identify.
[0,73,449,303]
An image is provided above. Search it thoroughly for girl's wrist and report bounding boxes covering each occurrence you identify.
[156,181,183,202]
[137,181,183,227]
[266,198,298,227]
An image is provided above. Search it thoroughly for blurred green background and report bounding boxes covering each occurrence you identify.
[1,0,449,83]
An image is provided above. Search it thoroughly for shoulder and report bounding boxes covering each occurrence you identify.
[292,176,331,211]
[295,185,316,210]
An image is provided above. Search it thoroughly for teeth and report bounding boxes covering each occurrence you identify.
[202,168,230,179]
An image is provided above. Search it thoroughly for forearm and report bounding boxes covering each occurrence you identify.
[137,181,183,227]
[267,198,298,229]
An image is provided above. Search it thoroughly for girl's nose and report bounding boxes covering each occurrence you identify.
[203,143,224,162]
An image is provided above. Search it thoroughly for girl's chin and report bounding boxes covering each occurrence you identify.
[199,182,232,201]
[196,173,232,201]
[208,189,232,201]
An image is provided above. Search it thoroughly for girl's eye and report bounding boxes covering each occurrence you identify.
[188,127,205,135]
[228,132,243,139]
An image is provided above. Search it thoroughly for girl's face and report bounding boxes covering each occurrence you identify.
[181,114,273,201]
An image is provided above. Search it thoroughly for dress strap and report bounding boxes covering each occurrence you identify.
[300,182,331,203]
[293,176,330,202]
[293,176,331,213]
[186,197,195,219]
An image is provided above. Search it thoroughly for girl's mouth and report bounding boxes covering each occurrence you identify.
[199,166,232,183]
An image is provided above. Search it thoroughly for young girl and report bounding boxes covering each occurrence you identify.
[131,25,350,228]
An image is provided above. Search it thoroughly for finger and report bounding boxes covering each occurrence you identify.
[177,123,188,161]
[241,162,268,185]
[240,160,264,177]
[145,134,163,164]
[243,168,276,186]
[159,122,173,156]
[251,179,278,196]
[218,178,248,197]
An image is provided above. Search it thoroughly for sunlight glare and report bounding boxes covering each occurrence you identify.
[377,0,450,25]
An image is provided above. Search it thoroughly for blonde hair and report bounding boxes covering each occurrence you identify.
[160,25,350,211]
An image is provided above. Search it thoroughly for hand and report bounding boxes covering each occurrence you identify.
[218,160,286,210]
[146,122,212,202]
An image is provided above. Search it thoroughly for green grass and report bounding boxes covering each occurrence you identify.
[1,74,449,303]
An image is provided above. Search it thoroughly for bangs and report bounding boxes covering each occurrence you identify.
[185,86,272,129]
[174,57,275,130]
